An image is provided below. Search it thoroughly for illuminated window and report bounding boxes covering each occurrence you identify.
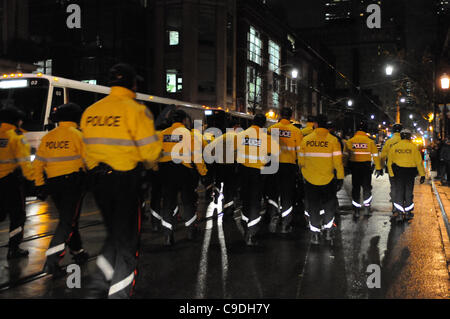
[166,70,182,93]
[34,59,52,75]
[268,40,281,73]
[248,26,262,65]
[247,66,262,108]
[169,31,179,46]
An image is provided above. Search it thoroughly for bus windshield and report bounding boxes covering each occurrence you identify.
[0,78,49,131]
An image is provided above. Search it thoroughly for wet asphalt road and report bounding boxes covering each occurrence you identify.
[0,174,449,299]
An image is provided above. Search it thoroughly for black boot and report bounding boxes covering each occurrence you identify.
[396,212,404,223]
[71,249,90,265]
[280,222,293,234]
[268,216,279,233]
[364,206,372,216]
[245,233,259,246]
[324,228,333,241]
[7,247,29,260]
[310,232,320,245]
[353,207,360,219]
[405,212,414,220]
[187,226,198,241]
[164,232,174,246]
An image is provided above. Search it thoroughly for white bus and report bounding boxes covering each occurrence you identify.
[0,73,261,155]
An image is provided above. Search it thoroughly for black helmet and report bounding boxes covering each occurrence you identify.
[280,107,293,119]
[316,114,328,128]
[326,120,335,130]
[400,128,412,140]
[170,109,188,124]
[54,103,82,124]
[0,106,25,126]
[357,120,368,132]
[393,123,403,133]
[253,114,267,128]
[108,63,139,90]
[307,115,316,123]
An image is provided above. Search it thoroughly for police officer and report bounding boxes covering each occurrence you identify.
[380,123,403,213]
[80,63,162,299]
[387,129,425,222]
[34,103,89,276]
[207,119,241,220]
[158,109,208,246]
[237,114,279,246]
[298,114,344,244]
[0,106,33,259]
[344,121,382,218]
[267,107,303,233]
[301,116,317,137]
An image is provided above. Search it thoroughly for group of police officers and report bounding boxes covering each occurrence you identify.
[0,63,426,298]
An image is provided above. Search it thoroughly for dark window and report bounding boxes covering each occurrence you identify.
[67,88,107,110]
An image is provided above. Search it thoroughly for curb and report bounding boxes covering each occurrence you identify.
[431,179,450,276]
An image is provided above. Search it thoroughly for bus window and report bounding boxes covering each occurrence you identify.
[51,87,65,110]
[67,88,106,110]
[0,78,49,131]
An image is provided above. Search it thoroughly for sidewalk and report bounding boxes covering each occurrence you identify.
[431,178,450,276]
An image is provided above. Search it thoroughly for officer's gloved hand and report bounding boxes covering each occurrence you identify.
[375,170,384,178]
[336,179,344,192]
[36,185,49,201]
[420,176,426,184]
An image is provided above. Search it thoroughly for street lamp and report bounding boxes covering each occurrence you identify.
[385,65,394,76]
[291,69,299,79]
[441,73,449,90]
[409,114,413,120]
[347,99,354,107]
[400,97,406,103]
[371,114,375,120]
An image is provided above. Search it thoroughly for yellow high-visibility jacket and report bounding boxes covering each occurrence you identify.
[207,130,239,164]
[236,125,279,170]
[344,131,381,170]
[80,86,162,171]
[301,122,315,137]
[380,133,401,168]
[299,128,344,186]
[387,139,425,177]
[192,128,209,150]
[158,122,207,176]
[33,122,86,186]
[268,119,303,165]
[0,123,33,181]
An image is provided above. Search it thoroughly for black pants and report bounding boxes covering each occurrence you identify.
[149,170,162,223]
[159,162,197,235]
[215,164,238,217]
[266,163,297,226]
[392,166,417,213]
[45,172,84,266]
[304,180,336,232]
[239,165,265,236]
[350,161,373,208]
[89,165,142,299]
[0,171,26,250]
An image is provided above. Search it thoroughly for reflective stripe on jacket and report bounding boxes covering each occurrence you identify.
[298,128,344,186]
[33,122,86,186]
[268,119,303,164]
[158,123,207,176]
[380,133,401,168]
[344,131,381,170]
[0,123,33,180]
[387,139,425,177]
[80,86,162,171]
[236,125,279,170]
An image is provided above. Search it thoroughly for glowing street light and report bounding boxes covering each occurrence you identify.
[441,73,449,90]
[291,69,299,79]
[385,65,394,76]
[347,99,353,107]
[400,97,406,103]
[370,114,375,120]
[409,114,413,119]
